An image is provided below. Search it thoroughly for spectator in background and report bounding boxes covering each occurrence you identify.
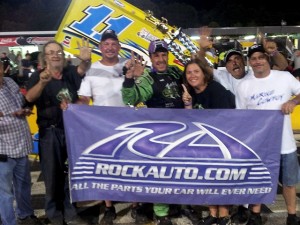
[25,40,91,225]
[66,54,73,66]
[21,53,33,85]
[1,52,11,77]
[8,49,17,64]
[236,44,300,225]
[16,51,23,72]
[291,49,300,80]
[36,52,45,72]
[0,61,42,225]
[263,37,289,71]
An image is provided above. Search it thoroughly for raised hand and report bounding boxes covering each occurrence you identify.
[198,26,213,49]
[39,68,52,84]
[182,84,192,108]
[132,54,147,78]
[76,37,92,61]
[124,51,147,78]
[124,51,135,78]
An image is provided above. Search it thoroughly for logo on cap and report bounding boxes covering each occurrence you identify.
[101,29,119,42]
[148,39,168,54]
[247,44,265,58]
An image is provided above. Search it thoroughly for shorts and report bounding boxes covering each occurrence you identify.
[278,151,300,186]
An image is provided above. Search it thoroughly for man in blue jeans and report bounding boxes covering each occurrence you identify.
[26,40,91,225]
[236,44,300,225]
[0,61,42,225]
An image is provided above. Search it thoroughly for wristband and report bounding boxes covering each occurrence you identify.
[122,66,128,75]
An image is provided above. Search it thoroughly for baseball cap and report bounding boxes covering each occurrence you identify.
[148,39,168,54]
[224,49,243,63]
[101,29,118,42]
[247,44,265,58]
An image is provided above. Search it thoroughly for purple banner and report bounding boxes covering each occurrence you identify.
[63,104,284,205]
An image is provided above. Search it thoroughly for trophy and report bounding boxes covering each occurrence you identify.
[144,10,199,64]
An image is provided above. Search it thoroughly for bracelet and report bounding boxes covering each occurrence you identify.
[290,99,299,105]
[269,50,278,57]
[184,102,192,106]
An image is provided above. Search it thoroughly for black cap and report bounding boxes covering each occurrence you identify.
[101,29,118,42]
[224,49,243,63]
[247,44,265,58]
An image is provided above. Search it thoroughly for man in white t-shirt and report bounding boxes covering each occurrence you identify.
[213,49,250,96]
[78,29,149,225]
[78,29,127,107]
[198,27,298,224]
[236,44,300,225]
[197,27,249,96]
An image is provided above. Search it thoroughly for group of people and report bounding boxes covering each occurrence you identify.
[0,27,300,225]
[0,50,35,87]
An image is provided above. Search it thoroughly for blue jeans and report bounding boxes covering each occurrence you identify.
[0,156,34,225]
[39,126,78,223]
[279,151,300,186]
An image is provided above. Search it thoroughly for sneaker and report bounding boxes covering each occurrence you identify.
[156,216,173,225]
[131,204,151,224]
[231,206,250,224]
[246,214,262,225]
[168,204,181,218]
[219,217,231,225]
[286,216,300,225]
[17,215,43,225]
[99,206,117,225]
[181,206,200,224]
[197,215,218,225]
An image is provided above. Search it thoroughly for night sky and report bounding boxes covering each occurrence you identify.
[2,0,299,29]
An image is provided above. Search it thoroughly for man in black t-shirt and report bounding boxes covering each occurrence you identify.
[26,40,91,225]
